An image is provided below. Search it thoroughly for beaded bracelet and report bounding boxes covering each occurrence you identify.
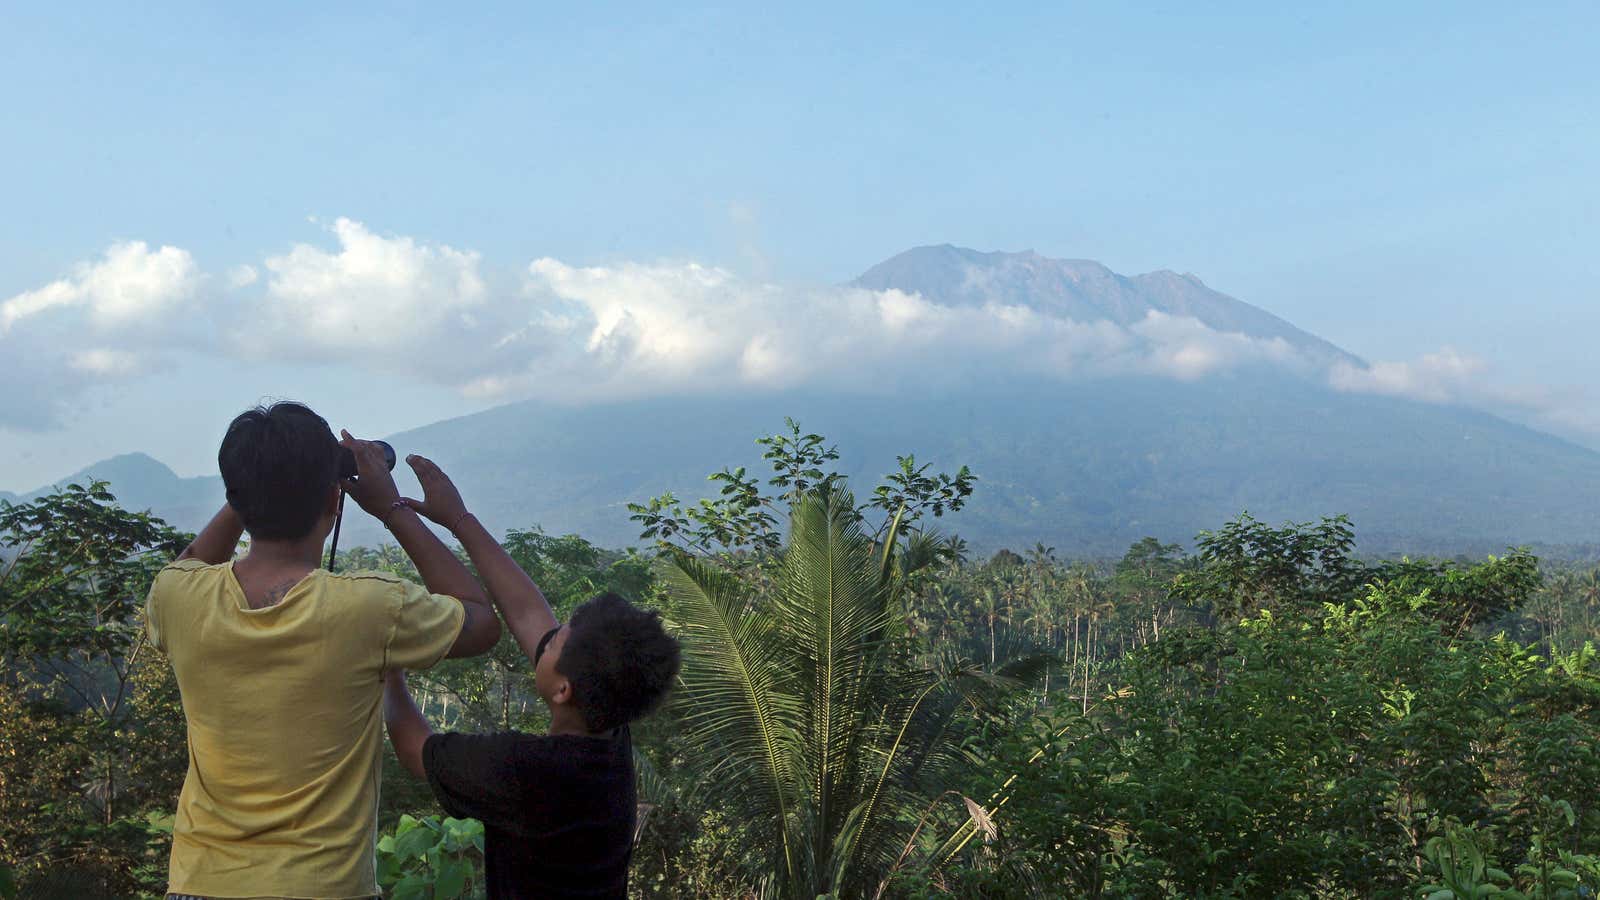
[381,499,411,529]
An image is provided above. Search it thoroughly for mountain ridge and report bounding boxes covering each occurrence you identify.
[853,244,1361,367]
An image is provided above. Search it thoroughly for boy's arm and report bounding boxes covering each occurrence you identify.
[402,455,559,663]
[384,669,432,779]
[177,504,245,564]
[382,507,502,658]
[452,513,559,662]
[341,433,502,658]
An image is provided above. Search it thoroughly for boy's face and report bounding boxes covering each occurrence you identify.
[534,624,573,706]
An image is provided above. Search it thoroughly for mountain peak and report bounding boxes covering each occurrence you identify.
[13,450,223,521]
[72,451,177,480]
[853,245,1356,365]
[44,452,178,489]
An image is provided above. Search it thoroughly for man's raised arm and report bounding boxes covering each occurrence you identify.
[398,454,559,662]
[340,433,502,659]
[177,504,245,564]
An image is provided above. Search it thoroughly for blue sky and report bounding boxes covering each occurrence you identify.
[2,2,1596,490]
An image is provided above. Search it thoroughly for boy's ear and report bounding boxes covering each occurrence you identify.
[549,678,574,707]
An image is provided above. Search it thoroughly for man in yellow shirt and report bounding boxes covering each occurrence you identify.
[144,402,502,899]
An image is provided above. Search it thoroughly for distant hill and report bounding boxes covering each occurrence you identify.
[12,247,1600,557]
[9,452,225,527]
[32,375,1600,558]
[374,376,1600,556]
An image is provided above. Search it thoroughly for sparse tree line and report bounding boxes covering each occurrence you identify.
[2,422,1597,898]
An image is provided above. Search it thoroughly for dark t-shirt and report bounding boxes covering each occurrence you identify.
[422,727,636,900]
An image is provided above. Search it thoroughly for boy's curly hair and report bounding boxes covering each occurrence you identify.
[557,593,681,733]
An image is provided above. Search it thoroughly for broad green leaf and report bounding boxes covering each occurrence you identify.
[436,856,471,899]
[375,853,401,886]
[393,822,437,861]
[392,874,430,900]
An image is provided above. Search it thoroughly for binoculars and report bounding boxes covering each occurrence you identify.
[327,439,396,573]
[339,440,397,480]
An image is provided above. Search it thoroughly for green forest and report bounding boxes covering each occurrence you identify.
[2,422,1598,899]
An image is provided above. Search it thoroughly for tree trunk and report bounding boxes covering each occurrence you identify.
[106,757,115,825]
[1082,622,1091,714]
[502,668,512,730]
[989,614,996,666]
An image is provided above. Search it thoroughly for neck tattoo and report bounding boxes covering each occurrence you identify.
[257,578,300,609]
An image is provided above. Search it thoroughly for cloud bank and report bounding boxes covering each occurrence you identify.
[0,241,200,336]
[1,219,1590,445]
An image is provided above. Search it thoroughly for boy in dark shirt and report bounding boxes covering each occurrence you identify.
[382,456,681,899]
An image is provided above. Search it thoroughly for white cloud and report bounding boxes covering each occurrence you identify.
[0,241,199,334]
[250,218,489,369]
[0,242,201,426]
[0,280,78,333]
[228,264,259,288]
[1328,348,1600,442]
[4,219,1594,449]
[1328,348,1485,403]
[490,259,1291,400]
[69,348,150,377]
[1132,311,1302,381]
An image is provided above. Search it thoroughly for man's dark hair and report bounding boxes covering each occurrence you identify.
[218,401,341,541]
[558,593,681,733]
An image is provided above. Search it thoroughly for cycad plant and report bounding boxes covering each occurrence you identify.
[664,485,1015,899]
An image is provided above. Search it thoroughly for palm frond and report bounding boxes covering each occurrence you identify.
[772,486,895,888]
[662,549,803,883]
[897,527,947,581]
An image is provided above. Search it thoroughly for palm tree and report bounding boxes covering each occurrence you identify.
[1580,568,1600,640]
[663,486,1024,898]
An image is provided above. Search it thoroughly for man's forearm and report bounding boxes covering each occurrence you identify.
[384,671,432,779]
[177,505,245,564]
[454,514,558,660]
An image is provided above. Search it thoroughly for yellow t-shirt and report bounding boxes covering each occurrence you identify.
[144,559,467,899]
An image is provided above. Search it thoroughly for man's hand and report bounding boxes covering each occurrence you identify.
[400,455,470,531]
[339,429,402,520]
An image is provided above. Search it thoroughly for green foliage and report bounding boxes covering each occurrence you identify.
[870,454,975,525]
[1173,513,1362,620]
[631,803,764,899]
[931,533,1599,899]
[1,480,185,660]
[629,418,975,561]
[376,814,487,900]
[1419,807,1600,899]
[1374,549,1543,635]
[8,436,1600,899]
[0,482,187,895]
[660,482,1029,899]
